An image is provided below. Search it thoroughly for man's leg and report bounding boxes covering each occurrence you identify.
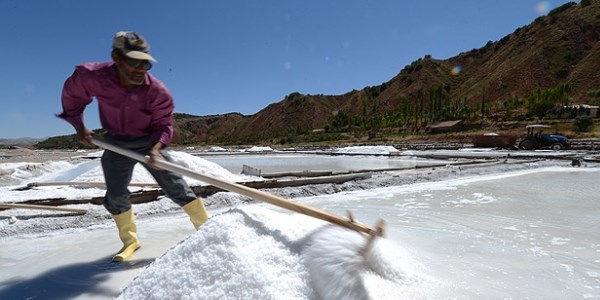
[101,148,140,261]
[144,151,209,230]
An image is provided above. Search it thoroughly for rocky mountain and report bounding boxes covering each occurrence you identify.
[170,1,599,144]
[33,1,600,149]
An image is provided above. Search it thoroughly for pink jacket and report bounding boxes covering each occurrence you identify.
[57,62,174,146]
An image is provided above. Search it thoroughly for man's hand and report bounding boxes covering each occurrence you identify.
[147,142,165,169]
[75,127,95,147]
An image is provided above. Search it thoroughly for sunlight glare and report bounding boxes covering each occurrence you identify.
[451,65,462,75]
[535,1,550,16]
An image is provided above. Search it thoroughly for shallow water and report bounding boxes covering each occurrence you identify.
[205,154,449,174]
[305,167,600,299]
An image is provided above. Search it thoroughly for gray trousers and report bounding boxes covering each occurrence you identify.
[100,135,197,215]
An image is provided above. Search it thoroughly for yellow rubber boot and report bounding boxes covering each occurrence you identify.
[182,198,209,230]
[112,208,140,262]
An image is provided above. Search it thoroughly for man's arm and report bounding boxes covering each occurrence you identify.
[147,141,165,169]
[57,66,95,146]
[148,83,175,147]
[146,82,175,168]
[75,126,95,147]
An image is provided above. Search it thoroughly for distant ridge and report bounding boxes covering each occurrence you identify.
[0,138,46,148]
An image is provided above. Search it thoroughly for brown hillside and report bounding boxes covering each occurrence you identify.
[172,113,247,144]
[177,1,600,143]
[233,93,346,141]
[453,1,600,104]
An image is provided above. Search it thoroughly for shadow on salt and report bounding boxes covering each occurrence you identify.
[118,206,426,300]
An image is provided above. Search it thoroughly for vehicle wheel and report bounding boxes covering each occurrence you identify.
[550,143,563,151]
[518,139,538,150]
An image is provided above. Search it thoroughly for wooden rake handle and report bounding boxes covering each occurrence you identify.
[91,138,384,237]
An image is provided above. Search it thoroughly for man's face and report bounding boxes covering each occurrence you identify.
[114,52,152,86]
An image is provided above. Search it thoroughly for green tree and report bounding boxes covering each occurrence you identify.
[587,90,600,105]
[526,83,571,118]
[573,116,594,132]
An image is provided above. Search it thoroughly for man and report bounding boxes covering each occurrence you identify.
[57,31,208,262]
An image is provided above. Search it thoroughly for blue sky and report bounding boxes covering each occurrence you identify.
[0,0,572,139]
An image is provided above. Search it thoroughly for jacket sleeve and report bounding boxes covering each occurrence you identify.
[149,85,175,146]
[56,66,93,129]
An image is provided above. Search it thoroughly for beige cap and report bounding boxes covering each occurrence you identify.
[112,31,157,62]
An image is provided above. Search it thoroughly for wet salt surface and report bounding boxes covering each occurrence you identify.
[308,167,600,299]
[0,148,599,299]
